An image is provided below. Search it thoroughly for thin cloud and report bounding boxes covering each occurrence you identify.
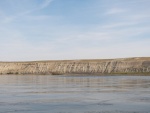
[105,8,126,15]
[101,22,138,29]
[25,15,53,20]
[1,0,54,23]
[126,14,150,21]
[40,0,54,9]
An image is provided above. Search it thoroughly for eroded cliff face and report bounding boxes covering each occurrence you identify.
[0,57,150,75]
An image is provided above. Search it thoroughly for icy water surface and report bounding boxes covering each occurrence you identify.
[0,75,150,113]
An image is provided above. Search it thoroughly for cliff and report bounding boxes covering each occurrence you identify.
[0,57,150,75]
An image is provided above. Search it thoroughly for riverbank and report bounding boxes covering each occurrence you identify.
[0,57,150,75]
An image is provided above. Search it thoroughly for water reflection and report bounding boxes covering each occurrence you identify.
[0,75,150,113]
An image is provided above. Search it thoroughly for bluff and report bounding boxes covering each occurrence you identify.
[0,57,150,75]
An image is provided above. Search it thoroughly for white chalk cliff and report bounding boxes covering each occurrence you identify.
[0,57,150,75]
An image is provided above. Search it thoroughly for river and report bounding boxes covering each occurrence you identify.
[0,75,150,113]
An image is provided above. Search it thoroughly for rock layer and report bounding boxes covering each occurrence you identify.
[0,57,150,75]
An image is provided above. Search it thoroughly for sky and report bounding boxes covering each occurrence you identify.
[0,0,150,61]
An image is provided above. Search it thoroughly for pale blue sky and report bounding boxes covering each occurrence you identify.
[0,0,150,61]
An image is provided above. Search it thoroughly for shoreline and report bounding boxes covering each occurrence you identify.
[0,72,150,76]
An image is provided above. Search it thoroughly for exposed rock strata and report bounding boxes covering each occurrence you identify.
[0,57,150,75]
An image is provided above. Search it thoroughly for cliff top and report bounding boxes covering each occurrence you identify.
[0,57,150,63]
